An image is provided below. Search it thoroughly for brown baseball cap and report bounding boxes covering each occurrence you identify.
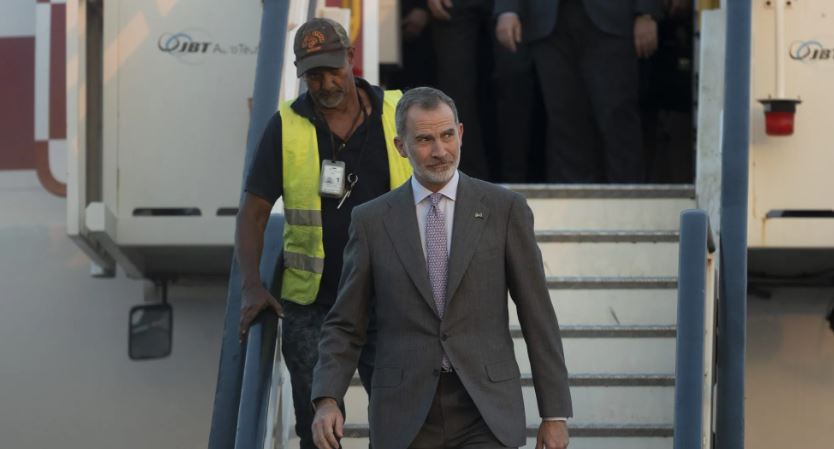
[293,18,351,77]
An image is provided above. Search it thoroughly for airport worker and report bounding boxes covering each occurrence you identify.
[235,17,412,449]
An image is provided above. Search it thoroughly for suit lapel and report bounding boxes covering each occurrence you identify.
[446,173,488,303]
[383,182,437,314]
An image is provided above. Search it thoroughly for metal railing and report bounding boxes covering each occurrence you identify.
[715,1,752,448]
[208,0,290,446]
[236,312,281,449]
[677,1,752,447]
[208,214,286,449]
[674,209,717,449]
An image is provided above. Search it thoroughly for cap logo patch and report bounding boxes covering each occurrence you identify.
[302,31,326,53]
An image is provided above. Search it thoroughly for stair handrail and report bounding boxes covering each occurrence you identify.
[235,219,286,449]
[715,2,752,449]
[691,2,751,447]
[674,209,717,449]
[208,0,289,447]
[235,312,281,449]
[209,213,286,449]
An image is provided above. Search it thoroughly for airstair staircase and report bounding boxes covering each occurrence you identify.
[284,183,696,449]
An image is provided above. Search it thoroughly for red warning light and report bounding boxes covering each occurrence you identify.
[758,99,801,137]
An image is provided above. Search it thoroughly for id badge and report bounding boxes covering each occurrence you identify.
[319,159,346,198]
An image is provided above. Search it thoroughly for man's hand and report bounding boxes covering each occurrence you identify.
[428,0,453,21]
[312,398,344,449]
[536,420,569,449]
[634,14,658,59]
[403,8,430,41]
[239,284,283,342]
[496,12,523,53]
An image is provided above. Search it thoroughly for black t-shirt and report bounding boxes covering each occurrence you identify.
[245,78,392,307]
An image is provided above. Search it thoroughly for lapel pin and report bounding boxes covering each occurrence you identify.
[474,212,484,219]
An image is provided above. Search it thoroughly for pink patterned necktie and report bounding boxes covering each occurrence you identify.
[426,193,451,370]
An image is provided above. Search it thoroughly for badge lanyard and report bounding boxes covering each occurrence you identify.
[317,90,369,210]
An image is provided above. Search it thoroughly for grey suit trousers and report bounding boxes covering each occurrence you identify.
[409,372,513,449]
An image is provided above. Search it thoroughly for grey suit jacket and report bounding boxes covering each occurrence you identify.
[312,173,572,449]
[495,0,663,41]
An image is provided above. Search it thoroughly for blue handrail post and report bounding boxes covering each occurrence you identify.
[716,1,752,448]
[235,312,280,449]
[674,210,710,449]
[208,1,289,448]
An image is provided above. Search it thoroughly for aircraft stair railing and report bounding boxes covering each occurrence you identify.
[674,210,717,449]
[208,213,288,449]
[209,0,292,447]
[236,306,282,448]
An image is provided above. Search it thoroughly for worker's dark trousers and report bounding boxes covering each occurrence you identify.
[281,301,376,449]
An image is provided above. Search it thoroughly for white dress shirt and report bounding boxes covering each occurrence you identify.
[412,170,458,259]
[410,171,566,423]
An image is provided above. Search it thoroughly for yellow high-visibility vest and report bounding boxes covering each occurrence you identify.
[278,90,411,304]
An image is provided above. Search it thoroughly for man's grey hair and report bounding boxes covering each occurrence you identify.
[395,87,459,137]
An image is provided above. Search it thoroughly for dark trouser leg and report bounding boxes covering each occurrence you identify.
[577,8,645,182]
[282,301,376,449]
[431,5,490,180]
[530,0,602,183]
[493,39,538,183]
[281,302,333,449]
[408,373,513,449]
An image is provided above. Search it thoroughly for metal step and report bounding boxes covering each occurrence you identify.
[511,325,676,339]
[539,240,679,277]
[350,373,675,388]
[537,230,680,243]
[568,373,674,387]
[516,337,676,373]
[523,385,673,425]
[338,423,673,438]
[518,276,678,326]
[514,324,678,373]
[539,423,673,438]
[524,437,672,449]
[313,436,673,449]
[507,184,695,199]
[546,276,677,289]
[526,197,694,231]
[510,183,696,231]
[536,231,680,278]
[512,289,678,325]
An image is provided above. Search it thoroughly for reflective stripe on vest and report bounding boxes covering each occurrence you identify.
[279,89,412,304]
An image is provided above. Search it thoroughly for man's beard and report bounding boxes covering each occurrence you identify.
[312,88,345,109]
[409,151,460,186]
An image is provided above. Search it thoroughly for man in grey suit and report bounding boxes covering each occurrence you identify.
[495,0,662,183]
[310,87,572,449]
